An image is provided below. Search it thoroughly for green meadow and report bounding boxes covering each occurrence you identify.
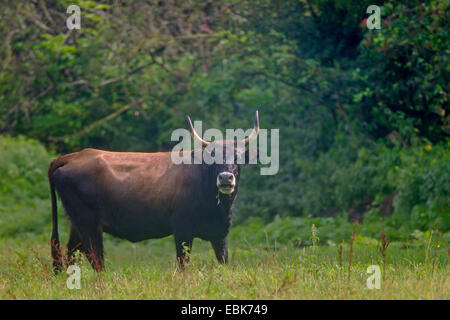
[1,227,448,299]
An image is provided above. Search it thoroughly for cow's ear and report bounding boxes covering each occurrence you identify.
[244,148,259,165]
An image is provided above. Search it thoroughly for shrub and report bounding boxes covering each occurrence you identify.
[0,136,55,237]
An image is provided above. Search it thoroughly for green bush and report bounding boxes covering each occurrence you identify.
[389,141,450,231]
[0,136,55,238]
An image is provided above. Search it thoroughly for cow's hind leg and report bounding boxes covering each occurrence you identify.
[54,169,104,271]
[59,199,104,271]
[66,224,83,266]
[78,224,104,272]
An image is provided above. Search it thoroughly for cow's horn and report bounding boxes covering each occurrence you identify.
[244,110,259,146]
[187,115,210,147]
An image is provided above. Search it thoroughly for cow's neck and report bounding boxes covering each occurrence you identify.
[216,191,235,212]
[201,166,236,216]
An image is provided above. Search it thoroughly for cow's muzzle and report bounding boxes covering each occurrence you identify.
[217,172,236,194]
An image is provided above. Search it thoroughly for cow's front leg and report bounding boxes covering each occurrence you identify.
[174,235,193,269]
[211,237,228,264]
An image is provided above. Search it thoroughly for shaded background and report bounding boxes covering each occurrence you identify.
[0,0,448,242]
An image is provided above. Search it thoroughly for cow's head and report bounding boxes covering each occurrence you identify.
[187,111,259,195]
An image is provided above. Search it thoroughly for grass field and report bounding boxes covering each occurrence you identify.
[1,226,448,300]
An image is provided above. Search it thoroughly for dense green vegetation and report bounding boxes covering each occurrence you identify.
[0,0,448,299]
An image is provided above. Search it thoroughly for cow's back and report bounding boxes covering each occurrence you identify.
[50,148,186,241]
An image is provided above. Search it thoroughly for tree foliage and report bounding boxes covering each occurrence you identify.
[0,0,448,228]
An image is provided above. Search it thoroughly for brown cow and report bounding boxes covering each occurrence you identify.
[49,112,259,271]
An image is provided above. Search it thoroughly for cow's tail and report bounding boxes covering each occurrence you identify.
[48,158,63,272]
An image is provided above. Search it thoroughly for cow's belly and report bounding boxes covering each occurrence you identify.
[101,201,173,242]
[103,225,172,242]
